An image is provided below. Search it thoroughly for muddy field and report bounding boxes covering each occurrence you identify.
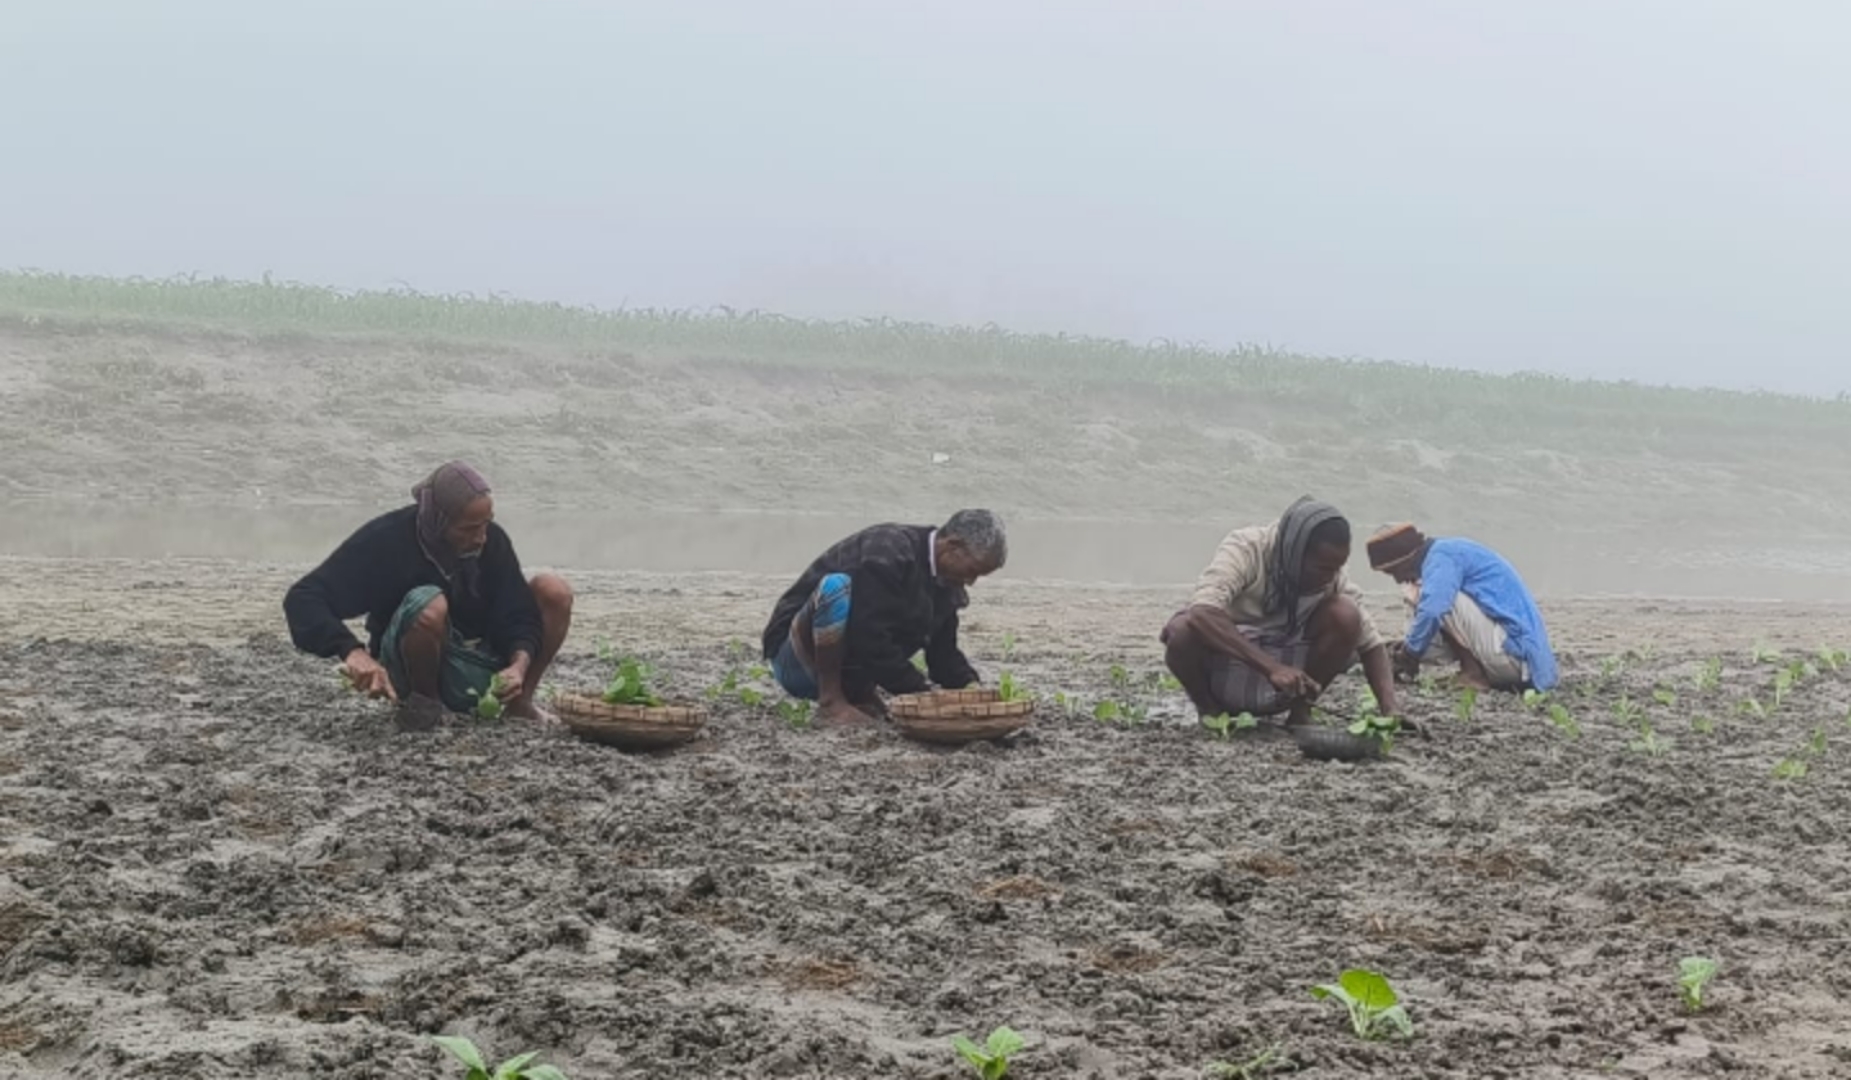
[4,559,1851,1079]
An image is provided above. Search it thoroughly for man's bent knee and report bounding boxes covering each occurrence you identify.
[530,572,575,613]
[410,592,451,639]
[1313,596,1364,648]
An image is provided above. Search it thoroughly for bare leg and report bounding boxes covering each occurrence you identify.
[508,573,574,721]
[401,593,449,703]
[1162,613,1227,718]
[1285,596,1367,725]
[1439,624,1494,690]
[792,605,873,727]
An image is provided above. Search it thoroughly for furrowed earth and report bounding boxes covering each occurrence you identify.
[4,306,1851,1078]
[3,563,1850,1079]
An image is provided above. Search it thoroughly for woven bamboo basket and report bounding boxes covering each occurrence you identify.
[554,693,706,751]
[890,688,1035,745]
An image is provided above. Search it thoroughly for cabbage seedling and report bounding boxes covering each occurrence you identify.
[1740,697,1769,720]
[468,674,508,721]
[951,1026,1027,1080]
[1690,715,1715,735]
[1678,957,1718,1012]
[1547,703,1581,739]
[1695,657,1722,693]
[1818,646,1847,673]
[1653,687,1677,708]
[1612,695,1643,725]
[777,699,812,730]
[1454,687,1478,723]
[996,671,1033,703]
[1772,756,1808,781]
[601,657,661,707]
[1310,969,1414,1040]
[431,1036,568,1080]
[999,632,1018,661]
[1629,721,1672,757]
[1200,712,1256,739]
[1108,664,1133,692]
[1752,643,1781,664]
[1522,689,1548,711]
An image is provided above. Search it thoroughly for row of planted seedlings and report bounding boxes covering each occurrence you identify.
[422,956,1725,1080]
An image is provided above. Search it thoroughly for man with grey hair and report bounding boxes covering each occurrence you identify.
[762,510,1006,727]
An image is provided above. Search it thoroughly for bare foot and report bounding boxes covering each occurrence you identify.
[816,700,877,729]
[506,697,558,726]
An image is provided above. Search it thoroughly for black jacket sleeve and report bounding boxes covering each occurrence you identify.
[925,608,979,689]
[851,562,931,695]
[484,526,544,661]
[283,525,386,659]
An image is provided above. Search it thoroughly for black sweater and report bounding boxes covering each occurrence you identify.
[762,523,979,698]
[283,506,543,663]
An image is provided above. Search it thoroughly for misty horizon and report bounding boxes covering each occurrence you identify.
[6,0,1847,396]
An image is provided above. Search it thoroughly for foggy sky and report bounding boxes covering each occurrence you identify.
[5,1,1847,395]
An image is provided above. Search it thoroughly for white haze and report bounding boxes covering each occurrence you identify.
[3,0,1847,394]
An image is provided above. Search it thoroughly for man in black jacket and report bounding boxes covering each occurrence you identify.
[762,510,1007,727]
[283,461,573,726]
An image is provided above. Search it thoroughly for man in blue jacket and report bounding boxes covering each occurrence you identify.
[1366,523,1558,693]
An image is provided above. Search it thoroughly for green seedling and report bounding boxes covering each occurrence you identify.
[1628,721,1672,757]
[951,1026,1027,1080]
[1454,686,1479,723]
[1772,757,1808,781]
[1347,697,1401,752]
[1696,657,1722,693]
[601,656,661,707]
[1773,667,1797,709]
[1652,687,1678,708]
[1207,1044,1293,1079]
[1049,691,1077,719]
[776,699,812,730]
[1202,712,1232,740]
[468,674,508,721]
[431,1036,568,1080]
[1612,694,1644,725]
[996,671,1033,703]
[1600,655,1625,679]
[1092,700,1147,726]
[999,632,1019,661]
[1108,664,1133,692]
[1522,689,1549,711]
[912,652,928,674]
[1690,715,1716,735]
[1157,672,1185,692]
[1807,726,1827,755]
[1547,702,1581,739]
[1752,642,1781,664]
[1310,968,1414,1041]
[1678,957,1718,1012]
[1416,672,1439,696]
[1818,646,1848,673]
[1740,696,1769,720]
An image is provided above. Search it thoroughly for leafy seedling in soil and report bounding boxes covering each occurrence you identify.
[1454,687,1478,723]
[1600,655,1626,680]
[1653,687,1678,708]
[1752,643,1782,665]
[1049,691,1078,719]
[1807,726,1828,755]
[1772,757,1808,781]
[776,699,813,730]
[1207,1044,1294,1079]
[468,674,508,721]
[1201,712,1259,740]
[1345,695,1400,752]
[1773,667,1798,709]
[1547,703,1581,739]
[431,1036,568,1080]
[951,1027,1027,1080]
[1157,672,1185,692]
[1691,715,1716,735]
[1678,957,1719,1012]
[1740,697,1769,720]
[1629,721,1673,757]
[1696,657,1723,693]
[996,671,1034,703]
[1093,699,1148,727]
[1522,689,1549,711]
[1108,664,1133,692]
[1310,968,1414,1041]
[1000,632,1018,661]
[1612,695,1644,726]
[1818,646,1848,673]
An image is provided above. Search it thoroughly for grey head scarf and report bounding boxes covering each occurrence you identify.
[412,460,492,598]
[1264,495,1346,636]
